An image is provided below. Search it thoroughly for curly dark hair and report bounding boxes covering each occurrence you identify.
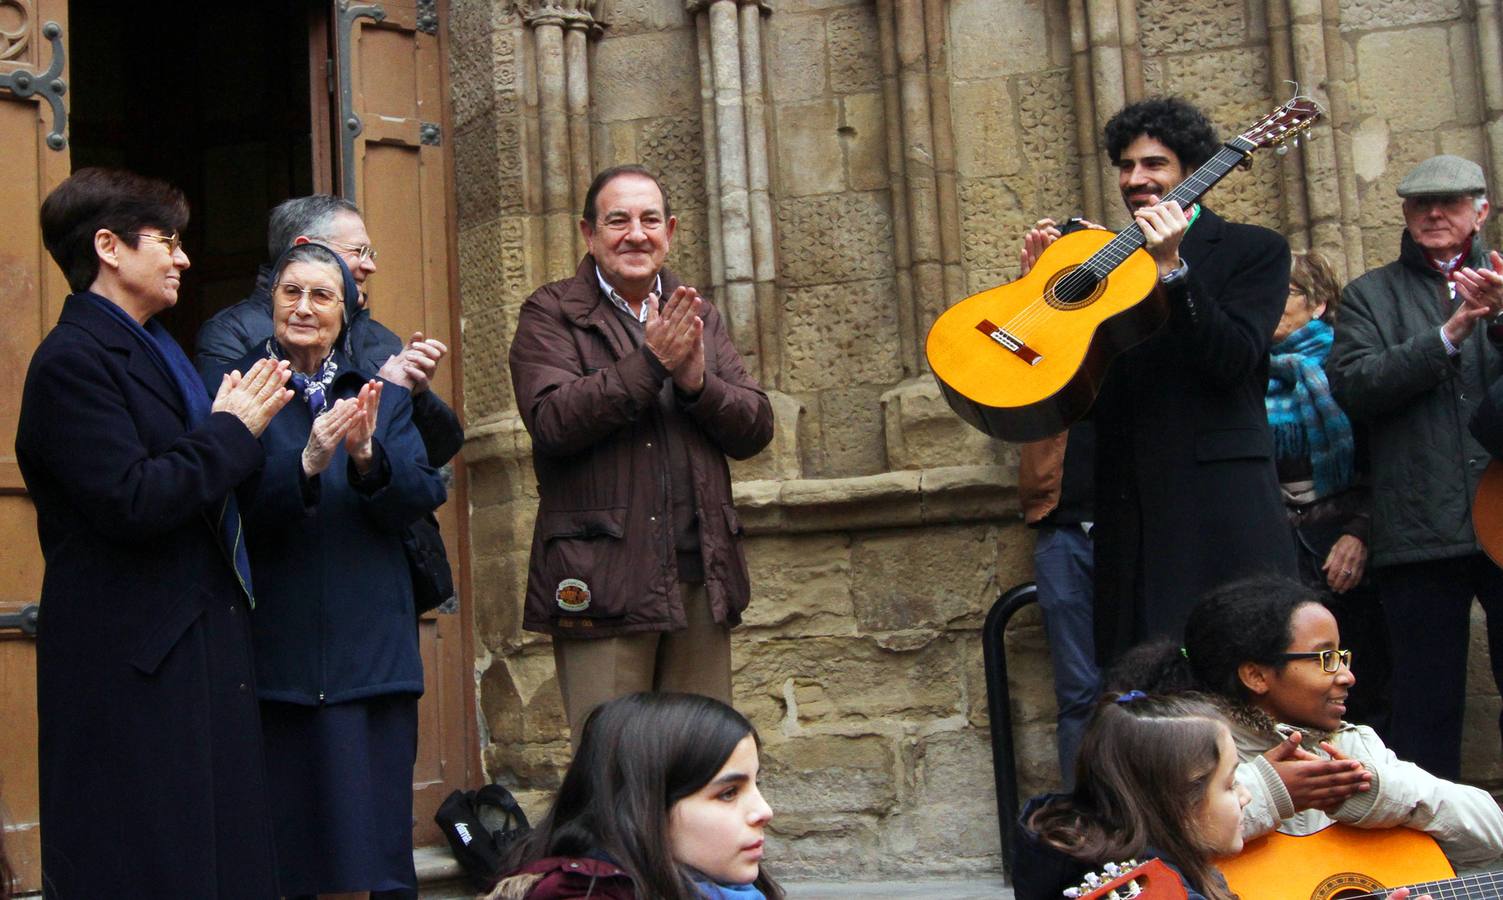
[1104,97,1222,172]
[1107,575,1324,703]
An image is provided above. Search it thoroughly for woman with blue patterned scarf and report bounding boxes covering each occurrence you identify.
[1265,250,1390,732]
[215,241,447,898]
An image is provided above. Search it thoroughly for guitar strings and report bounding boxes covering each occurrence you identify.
[1293,870,1503,900]
[998,145,1246,344]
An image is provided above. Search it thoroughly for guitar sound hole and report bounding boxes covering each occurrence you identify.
[1313,872,1385,900]
[1045,265,1105,309]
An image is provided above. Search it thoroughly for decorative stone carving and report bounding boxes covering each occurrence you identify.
[665,205,712,288]
[782,278,903,392]
[460,218,531,421]
[640,115,708,213]
[827,6,881,94]
[1148,47,1272,122]
[957,176,1035,273]
[1017,70,1080,178]
[514,0,604,33]
[1339,0,1461,31]
[775,191,896,287]
[0,0,31,62]
[1136,0,1245,53]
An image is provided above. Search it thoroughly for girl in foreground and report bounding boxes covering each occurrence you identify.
[1114,575,1503,872]
[1012,693,1251,899]
[489,693,782,900]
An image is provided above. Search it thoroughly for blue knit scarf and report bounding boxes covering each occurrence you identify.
[1266,318,1354,499]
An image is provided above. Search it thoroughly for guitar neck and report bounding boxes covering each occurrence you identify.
[1080,136,1257,279]
[1393,869,1503,899]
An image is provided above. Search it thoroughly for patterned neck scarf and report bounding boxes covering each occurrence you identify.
[267,338,339,414]
[1266,318,1355,499]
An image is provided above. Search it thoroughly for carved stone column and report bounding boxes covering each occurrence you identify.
[517,0,602,281]
[876,0,964,372]
[1476,0,1503,208]
[1067,0,1145,228]
[688,0,775,382]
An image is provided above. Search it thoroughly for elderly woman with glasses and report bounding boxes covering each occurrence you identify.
[218,241,446,898]
[1266,250,1390,732]
[18,168,293,898]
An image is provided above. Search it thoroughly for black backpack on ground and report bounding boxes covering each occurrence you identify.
[434,782,532,889]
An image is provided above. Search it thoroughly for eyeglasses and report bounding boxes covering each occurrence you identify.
[326,240,378,263]
[596,213,667,234]
[1279,649,1353,673]
[274,282,342,310]
[126,231,183,254]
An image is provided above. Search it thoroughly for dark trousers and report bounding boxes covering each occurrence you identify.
[1034,524,1099,788]
[1377,553,1503,780]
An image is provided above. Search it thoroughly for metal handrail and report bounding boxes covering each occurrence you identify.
[981,581,1038,882]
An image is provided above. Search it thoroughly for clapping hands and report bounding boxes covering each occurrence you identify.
[378,331,448,394]
[301,380,382,477]
[644,286,706,394]
[213,358,293,437]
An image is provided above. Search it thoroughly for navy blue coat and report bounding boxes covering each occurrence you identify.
[16,294,279,898]
[226,349,446,705]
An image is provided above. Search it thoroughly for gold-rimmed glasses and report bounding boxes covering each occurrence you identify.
[1279,649,1353,673]
[326,240,378,263]
[274,282,343,311]
[126,231,183,254]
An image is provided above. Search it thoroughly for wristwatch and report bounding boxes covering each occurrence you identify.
[1160,260,1190,286]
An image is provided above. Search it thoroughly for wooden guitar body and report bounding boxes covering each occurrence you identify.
[926,228,1165,443]
[1217,824,1455,900]
[1474,459,1503,566]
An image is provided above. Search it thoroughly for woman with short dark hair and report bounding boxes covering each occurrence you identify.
[18,167,292,897]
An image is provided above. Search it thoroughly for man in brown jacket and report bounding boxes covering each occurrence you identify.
[509,165,773,743]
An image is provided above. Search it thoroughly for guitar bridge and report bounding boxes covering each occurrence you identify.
[977,319,1043,366]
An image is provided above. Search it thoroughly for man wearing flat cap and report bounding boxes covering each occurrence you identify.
[1327,154,1503,779]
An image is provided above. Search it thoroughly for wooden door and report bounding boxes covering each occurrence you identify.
[0,1,69,892]
[335,0,478,846]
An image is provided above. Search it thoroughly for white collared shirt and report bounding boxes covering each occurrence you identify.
[595,267,662,324]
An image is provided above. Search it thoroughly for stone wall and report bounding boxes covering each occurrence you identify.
[448,0,1503,878]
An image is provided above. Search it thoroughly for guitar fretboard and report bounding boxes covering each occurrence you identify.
[1346,870,1503,900]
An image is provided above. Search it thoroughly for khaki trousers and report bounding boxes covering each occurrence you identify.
[553,581,733,748]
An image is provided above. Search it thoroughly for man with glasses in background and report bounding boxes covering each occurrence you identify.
[195,194,463,468]
[1327,154,1503,780]
[509,165,773,746]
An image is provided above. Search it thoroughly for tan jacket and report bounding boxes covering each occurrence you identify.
[1018,432,1067,525]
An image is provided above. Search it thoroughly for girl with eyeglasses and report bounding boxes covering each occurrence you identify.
[1111,575,1503,872]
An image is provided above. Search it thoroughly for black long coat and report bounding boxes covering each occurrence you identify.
[1091,209,1297,661]
[15,295,279,898]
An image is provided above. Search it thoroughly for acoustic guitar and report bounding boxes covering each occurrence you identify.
[925,98,1323,443]
[1473,459,1503,566]
[1217,822,1503,900]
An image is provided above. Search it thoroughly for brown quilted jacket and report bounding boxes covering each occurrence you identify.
[509,256,773,637]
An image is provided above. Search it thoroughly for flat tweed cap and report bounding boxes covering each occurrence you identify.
[1397,154,1488,198]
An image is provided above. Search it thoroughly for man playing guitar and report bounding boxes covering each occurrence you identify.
[1021,97,1296,663]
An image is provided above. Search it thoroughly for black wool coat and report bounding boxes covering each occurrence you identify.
[15,295,279,899]
[1090,208,1297,662]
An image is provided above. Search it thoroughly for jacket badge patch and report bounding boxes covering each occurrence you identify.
[556,578,591,613]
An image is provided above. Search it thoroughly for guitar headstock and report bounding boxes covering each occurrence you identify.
[1065,858,1190,900]
[1232,96,1324,153]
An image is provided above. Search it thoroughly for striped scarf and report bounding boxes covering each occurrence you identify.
[1266,318,1355,499]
